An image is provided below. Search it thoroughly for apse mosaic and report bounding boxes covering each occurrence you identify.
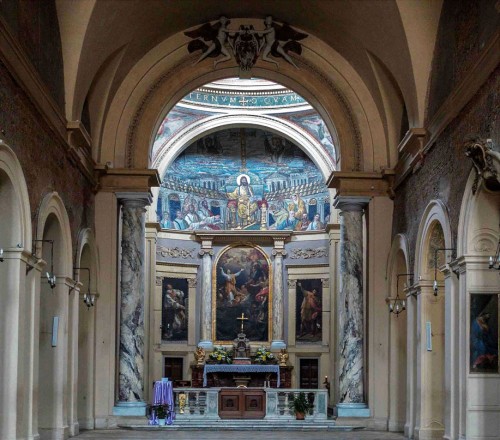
[214,246,270,342]
[157,128,330,231]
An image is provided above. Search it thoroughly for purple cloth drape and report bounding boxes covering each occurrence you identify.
[152,379,175,425]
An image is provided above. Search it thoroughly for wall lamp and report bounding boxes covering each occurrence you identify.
[33,240,56,288]
[387,273,413,316]
[73,267,95,307]
[489,229,500,271]
[433,248,456,296]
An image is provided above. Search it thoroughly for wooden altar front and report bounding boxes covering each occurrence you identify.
[219,388,266,419]
[191,365,293,388]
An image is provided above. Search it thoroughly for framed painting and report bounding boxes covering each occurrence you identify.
[161,278,189,342]
[296,279,322,343]
[213,245,271,342]
[470,293,499,373]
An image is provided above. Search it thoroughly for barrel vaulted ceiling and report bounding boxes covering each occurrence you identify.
[55,0,443,172]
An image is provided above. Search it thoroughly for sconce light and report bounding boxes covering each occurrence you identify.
[433,248,456,296]
[387,273,413,316]
[489,230,500,271]
[74,267,95,308]
[33,240,56,288]
[0,248,3,262]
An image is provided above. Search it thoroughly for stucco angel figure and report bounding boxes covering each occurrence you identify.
[184,16,234,67]
[465,137,500,193]
[277,348,289,367]
[258,16,308,69]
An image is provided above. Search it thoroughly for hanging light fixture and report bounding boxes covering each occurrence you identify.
[432,248,456,296]
[387,273,413,317]
[33,239,56,288]
[74,267,95,308]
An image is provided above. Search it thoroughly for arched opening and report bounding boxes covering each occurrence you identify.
[388,248,408,432]
[38,212,69,438]
[77,242,97,430]
[417,219,446,439]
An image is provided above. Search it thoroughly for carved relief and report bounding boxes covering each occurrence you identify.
[287,279,297,288]
[156,276,163,286]
[187,278,198,287]
[465,137,500,193]
[321,278,330,288]
[290,247,327,259]
[157,246,195,259]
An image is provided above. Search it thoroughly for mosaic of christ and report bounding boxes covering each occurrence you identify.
[157,128,330,231]
[214,246,270,342]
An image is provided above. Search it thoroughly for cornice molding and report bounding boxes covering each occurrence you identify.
[393,128,427,189]
[0,17,97,186]
[327,170,395,199]
[95,166,160,193]
[194,230,293,246]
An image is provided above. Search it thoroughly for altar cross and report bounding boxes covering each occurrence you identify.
[237,312,248,333]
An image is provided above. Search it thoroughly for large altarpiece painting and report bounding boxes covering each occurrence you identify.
[214,246,271,342]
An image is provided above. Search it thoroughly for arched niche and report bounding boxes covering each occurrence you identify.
[35,193,73,438]
[75,228,99,430]
[413,200,452,439]
[386,234,410,432]
[0,141,32,439]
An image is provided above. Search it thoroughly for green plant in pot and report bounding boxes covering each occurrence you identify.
[288,392,312,420]
[155,404,168,425]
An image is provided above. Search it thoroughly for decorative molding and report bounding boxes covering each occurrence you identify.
[327,170,395,199]
[272,248,287,258]
[287,279,297,288]
[195,230,292,246]
[187,278,198,287]
[321,278,330,288]
[393,128,427,189]
[157,246,196,259]
[289,247,328,259]
[0,17,97,186]
[464,137,500,193]
[156,276,163,286]
[95,166,160,193]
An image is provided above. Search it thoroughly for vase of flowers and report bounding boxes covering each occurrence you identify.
[253,346,275,364]
[209,346,233,364]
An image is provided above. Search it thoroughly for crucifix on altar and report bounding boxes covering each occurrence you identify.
[233,313,251,362]
[237,312,248,333]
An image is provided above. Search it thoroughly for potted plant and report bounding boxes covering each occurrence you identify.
[288,392,312,420]
[155,404,168,426]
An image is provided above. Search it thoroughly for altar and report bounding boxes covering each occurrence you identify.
[203,364,281,387]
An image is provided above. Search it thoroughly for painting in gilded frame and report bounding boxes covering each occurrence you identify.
[161,278,189,342]
[295,279,323,343]
[213,246,271,342]
[470,293,499,373]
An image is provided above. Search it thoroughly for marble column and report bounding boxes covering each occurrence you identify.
[271,238,287,350]
[114,193,150,416]
[334,197,370,417]
[198,239,214,350]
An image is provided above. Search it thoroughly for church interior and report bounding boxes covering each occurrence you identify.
[0,1,499,439]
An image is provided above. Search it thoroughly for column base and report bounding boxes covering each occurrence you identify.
[270,340,286,350]
[336,402,370,417]
[198,340,214,350]
[112,401,147,416]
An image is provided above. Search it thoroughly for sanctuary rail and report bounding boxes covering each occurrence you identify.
[172,388,328,421]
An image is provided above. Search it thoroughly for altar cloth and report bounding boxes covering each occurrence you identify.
[203,364,280,387]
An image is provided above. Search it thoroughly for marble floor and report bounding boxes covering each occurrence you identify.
[75,429,405,439]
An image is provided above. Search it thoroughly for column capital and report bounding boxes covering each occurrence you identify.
[333,195,371,212]
[116,191,152,206]
[96,166,160,194]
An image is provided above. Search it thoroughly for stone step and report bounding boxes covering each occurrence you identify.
[119,420,363,431]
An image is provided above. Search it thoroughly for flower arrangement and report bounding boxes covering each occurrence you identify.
[253,346,275,364]
[209,346,233,364]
